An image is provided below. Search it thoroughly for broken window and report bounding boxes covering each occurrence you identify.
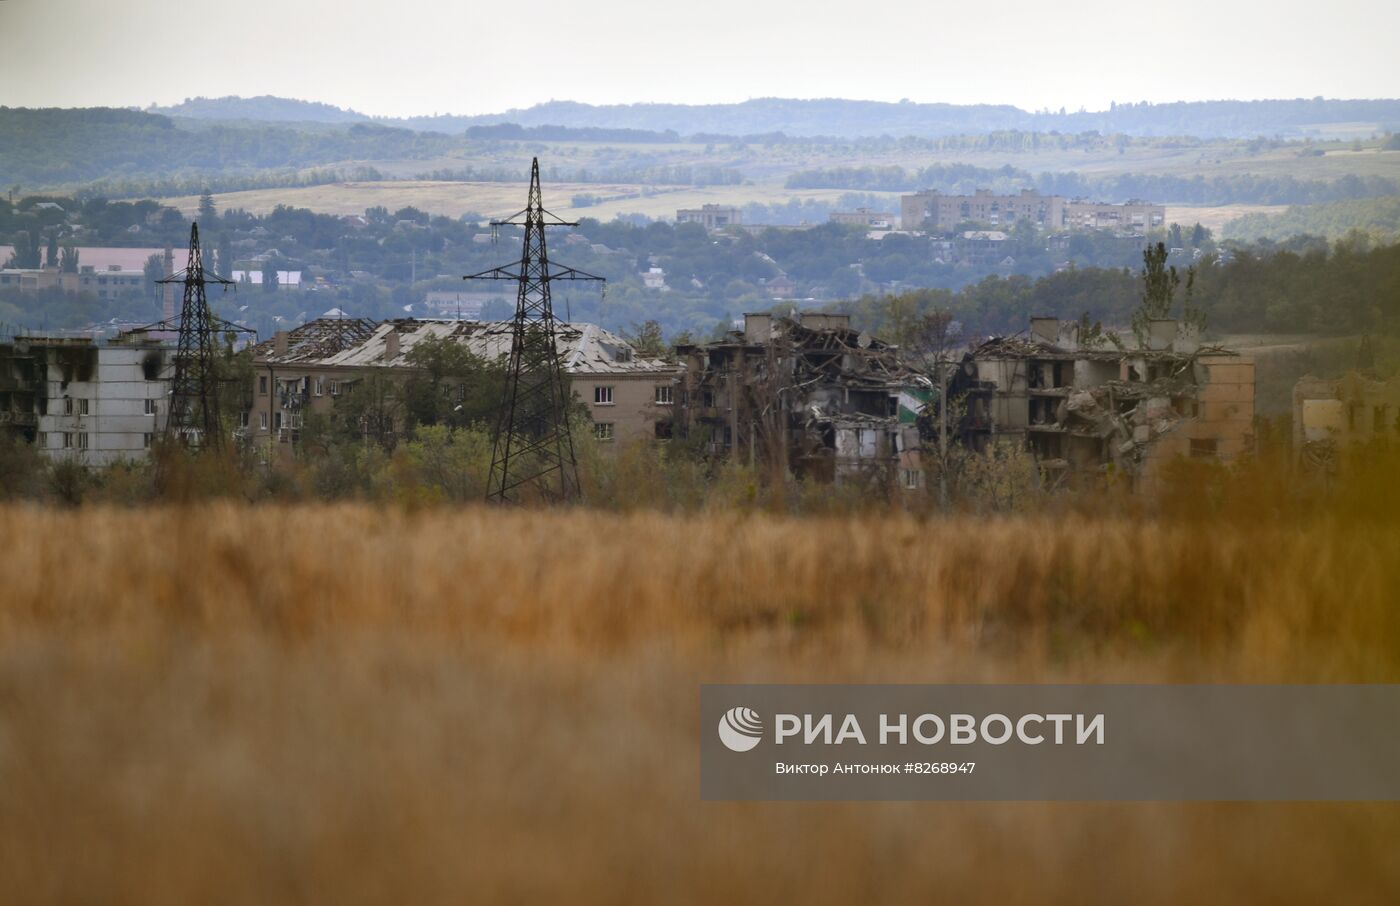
[145,399,158,416]
[1190,438,1219,459]
[259,376,268,395]
[594,422,615,441]
[654,420,673,440]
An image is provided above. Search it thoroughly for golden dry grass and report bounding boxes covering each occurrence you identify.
[1,504,1398,903]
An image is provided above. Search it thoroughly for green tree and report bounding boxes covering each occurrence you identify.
[4,230,40,268]
[622,319,668,359]
[197,190,217,223]
[261,259,278,293]
[216,235,234,279]
[144,253,165,293]
[402,334,504,429]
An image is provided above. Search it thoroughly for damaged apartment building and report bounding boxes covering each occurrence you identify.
[0,331,172,464]
[673,313,927,485]
[1292,369,1400,472]
[946,316,1255,487]
[250,317,679,451]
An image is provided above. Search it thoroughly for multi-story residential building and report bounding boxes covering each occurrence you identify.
[676,205,743,230]
[673,312,926,486]
[944,317,1254,489]
[0,264,148,300]
[1062,200,1166,233]
[901,189,1065,232]
[829,208,897,229]
[0,333,171,464]
[900,189,1165,235]
[1292,371,1400,471]
[248,317,679,452]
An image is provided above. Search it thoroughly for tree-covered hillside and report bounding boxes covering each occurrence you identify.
[149,95,371,124]
[0,108,457,187]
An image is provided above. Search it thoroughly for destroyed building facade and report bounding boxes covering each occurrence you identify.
[673,313,926,485]
[1292,371,1400,472]
[250,317,679,451]
[948,316,1255,487]
[0,333,172,464]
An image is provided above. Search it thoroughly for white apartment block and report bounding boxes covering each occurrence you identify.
[15,338,170,465]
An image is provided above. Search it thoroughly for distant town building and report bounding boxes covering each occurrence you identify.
[230,270,302,290]
[0,264,147,299]
[900,189,1164,235]
[0,246,173,300]
[676,204,743,230]
[829,208,896,229]
[421,290,497,319]
[642,267,668,290]
[1061,199,1167,233]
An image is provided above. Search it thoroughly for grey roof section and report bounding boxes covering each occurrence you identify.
[264,318,676,375]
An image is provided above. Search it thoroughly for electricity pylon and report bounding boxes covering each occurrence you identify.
[155,222,248,449]
[465,158,604,503]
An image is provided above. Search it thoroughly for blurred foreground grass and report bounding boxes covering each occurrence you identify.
[0,503,1397,903]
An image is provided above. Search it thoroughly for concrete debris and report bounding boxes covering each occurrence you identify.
[675,312,926,485]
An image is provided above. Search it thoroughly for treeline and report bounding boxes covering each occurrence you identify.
[1035,171,1400,206]
[787,164,1400,205]
[79,167,387,201]
[417,164,743,187]
[463,123,683,143]
[0,107,456,187]
[840,237,1400,339]
[1224,196,1400,242]
[787,163,1027,192]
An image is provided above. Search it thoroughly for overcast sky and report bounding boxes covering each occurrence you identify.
[0,0,1395,116]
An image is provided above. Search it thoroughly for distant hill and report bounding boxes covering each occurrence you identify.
[137,94,1400,140]
[0,107,452,188]
[149,95,370,124]
[442,97,1400,140]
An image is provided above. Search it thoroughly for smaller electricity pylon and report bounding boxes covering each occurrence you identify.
[466,158,604,503]
[151,223,252,450]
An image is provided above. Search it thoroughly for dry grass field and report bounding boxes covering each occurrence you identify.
[164,180,882,222]
[1,498,1398,903]
[156,140,1398,224]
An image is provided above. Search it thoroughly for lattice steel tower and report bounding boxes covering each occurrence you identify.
[158,223,236,449]
[466,158,604,503]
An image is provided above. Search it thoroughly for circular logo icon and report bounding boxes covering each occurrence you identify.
[718,706,764,752]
